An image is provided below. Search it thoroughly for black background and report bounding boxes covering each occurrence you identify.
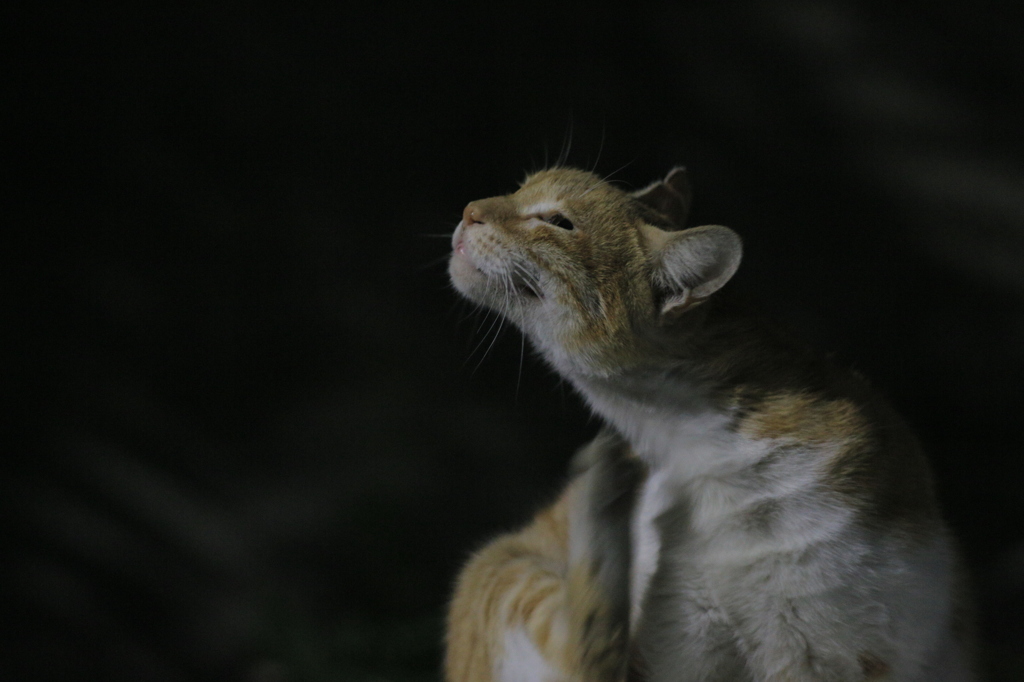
[9,2,1024,680]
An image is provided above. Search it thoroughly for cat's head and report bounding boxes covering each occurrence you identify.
[449,167,741,377]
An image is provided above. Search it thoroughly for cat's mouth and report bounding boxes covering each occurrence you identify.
[451,225,542,300]
[450,230,482,275]
[452,231,470,259]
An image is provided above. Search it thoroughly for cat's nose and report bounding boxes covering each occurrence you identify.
[462,203,485,227]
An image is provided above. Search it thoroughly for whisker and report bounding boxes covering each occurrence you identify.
[473,318,506,373]
[417,253,453,271]
[579,158,637,197]
[454,300,478,325]
[516,327,525,402]
[600,158,636,186]
[465,309,502,368]
[589,123,607,175]
[473,273,514,372]
[473,304,498,337]
[511,262,542,297]
[557,116,574,168]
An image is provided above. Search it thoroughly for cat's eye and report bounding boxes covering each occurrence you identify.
[545,213,575,230]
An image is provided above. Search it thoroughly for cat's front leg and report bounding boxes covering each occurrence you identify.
[444,430,642,682]
[565,430,644,682]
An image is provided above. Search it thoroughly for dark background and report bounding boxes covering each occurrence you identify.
[10,2,1024,680]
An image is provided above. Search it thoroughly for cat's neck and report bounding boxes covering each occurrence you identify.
[569,366,754,482]
[557,300,804,480]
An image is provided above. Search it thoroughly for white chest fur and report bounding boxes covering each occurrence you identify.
[571,375,967,680]
[629,467,673,629]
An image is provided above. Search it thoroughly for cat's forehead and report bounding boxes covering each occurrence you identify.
[513,168,626,210]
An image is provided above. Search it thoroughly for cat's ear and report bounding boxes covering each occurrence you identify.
[643,224,742,317]
[633,166,693,228]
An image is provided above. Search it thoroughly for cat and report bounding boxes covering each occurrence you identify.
[444,166,975,681]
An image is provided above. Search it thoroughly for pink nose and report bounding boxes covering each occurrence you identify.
[462,203,485,226]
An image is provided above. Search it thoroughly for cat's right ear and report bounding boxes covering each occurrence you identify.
[633,166,693,228]
[643,224,742,318]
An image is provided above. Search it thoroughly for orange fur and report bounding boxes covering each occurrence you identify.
[445,483,575,681]
[445,460,634,682]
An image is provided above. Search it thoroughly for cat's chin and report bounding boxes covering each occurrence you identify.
[448,252,489,301]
